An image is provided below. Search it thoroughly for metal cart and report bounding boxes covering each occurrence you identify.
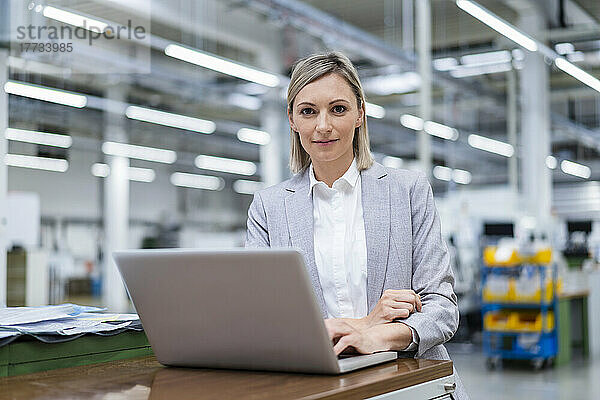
[481,263,558,370]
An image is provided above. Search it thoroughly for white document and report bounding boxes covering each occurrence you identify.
[76,313,140,322]
[0,304,131,336]
[61,321,132,335]
[0,304,76,325]
[0,304,106,326]
[9,318,132,335]
[0,330,20,339]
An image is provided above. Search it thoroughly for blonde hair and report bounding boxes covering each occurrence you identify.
[287,51,374,174]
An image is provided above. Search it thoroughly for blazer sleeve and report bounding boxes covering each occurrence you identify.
[401,172,459,357]
[245,190,270,248]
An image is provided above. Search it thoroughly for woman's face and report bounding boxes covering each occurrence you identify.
[289,73,363,167]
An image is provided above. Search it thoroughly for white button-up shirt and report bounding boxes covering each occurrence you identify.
[309,159,418,351]
[309,159,368,319]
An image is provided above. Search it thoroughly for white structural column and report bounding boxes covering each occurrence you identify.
[518,7,552,230]
[259,51,286,187]
[507,69,518,193]
[416,0,432,177]
[0,49,8,307]
[102,85,130,312]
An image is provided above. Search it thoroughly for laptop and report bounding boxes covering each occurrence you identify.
[113,248,398,374]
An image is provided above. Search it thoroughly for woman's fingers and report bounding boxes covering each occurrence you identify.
[414,292,422,312]
[375,307,410,322]
[389,301,415,312]
[385,290,422,313]
[333,334,355,355]
[324,319,354,340]
[364,289,423,327]
[392,291,419,303]
[388,308,410,319]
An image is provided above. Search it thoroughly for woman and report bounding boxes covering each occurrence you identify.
[246,52,467,399]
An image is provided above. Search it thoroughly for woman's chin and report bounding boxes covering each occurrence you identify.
[309,148,347,161]
[310,154,342,164]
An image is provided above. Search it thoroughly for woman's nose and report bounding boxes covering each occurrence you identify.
[316,113,332,133]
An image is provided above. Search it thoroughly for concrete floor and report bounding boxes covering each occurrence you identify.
[447,344,600,400]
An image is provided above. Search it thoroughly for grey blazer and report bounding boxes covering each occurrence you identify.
[246,161,458,357]
[245,162,468,399]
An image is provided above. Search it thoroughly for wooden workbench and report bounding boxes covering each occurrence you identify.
[0,355,455,399]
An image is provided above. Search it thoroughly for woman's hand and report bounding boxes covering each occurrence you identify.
[324,319,384,355]
[324,318,413,355]
[362,289,422,328]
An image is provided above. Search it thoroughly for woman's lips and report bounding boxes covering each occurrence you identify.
[312,139,339,146]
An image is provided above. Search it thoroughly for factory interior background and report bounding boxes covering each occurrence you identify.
[1,0,600,398]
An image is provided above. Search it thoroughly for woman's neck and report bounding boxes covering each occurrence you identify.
[312,155,354,188]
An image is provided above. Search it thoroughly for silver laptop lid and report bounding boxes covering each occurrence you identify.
[114,248,341,374]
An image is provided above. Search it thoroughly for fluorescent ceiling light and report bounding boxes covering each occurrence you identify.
[170,172,224,191]
[5,128,72,148]
[195,155,257,176]
[460,50,512,67]
[237,128,271,145]
[91,163,156,182]
[560,159,591,179]
[5,154,68,172]
[240,83,269,95]
[227,93,262,111]
[546,155,557,170]
[402,116,458,140]
[365,102,386,119]
[555,42,575,55]
[468,134,514,157]
[102,141,177,164]
[400,114,424,131]
[423,121,459,141]
[452,168,472,184]
[455,0,538,52]
[555,58,600,93]
[566,51,585,63]
[457,1,599,95]
[128,166,156,183]
[433,165,471,184]
[125,106,216,134]
[4,81,87,108]
[233,179,265,195]
[43,6,108,33]
[449,62,512,78]
[433,166,452,181]
[91,163,110,178]
[382,156,403,169]
[165,44,280,87]
[363,72,421,95]
[433,57,458,71]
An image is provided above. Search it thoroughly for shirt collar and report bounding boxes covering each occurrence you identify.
[308,158,360,196]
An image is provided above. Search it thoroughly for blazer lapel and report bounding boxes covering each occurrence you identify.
[284,170,327,317]
[361,163,390,312]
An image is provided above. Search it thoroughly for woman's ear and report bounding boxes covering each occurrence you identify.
[355,103,365,128]
[288,107,297,132]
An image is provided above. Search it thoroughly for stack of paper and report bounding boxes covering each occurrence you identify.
[0,304,139,337]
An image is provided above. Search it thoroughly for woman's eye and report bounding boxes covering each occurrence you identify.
[332,105,346,113]
[300,108,315,115]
